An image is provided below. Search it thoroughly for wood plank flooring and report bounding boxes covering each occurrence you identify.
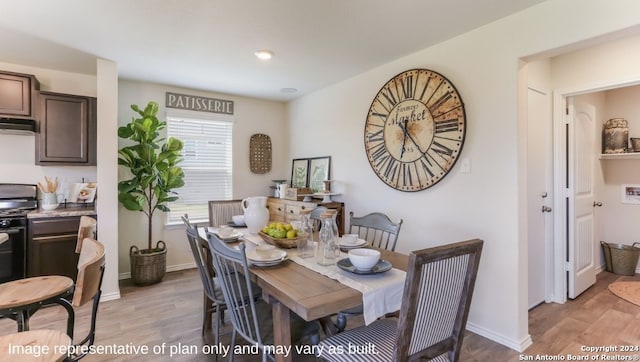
[1,269,638,361]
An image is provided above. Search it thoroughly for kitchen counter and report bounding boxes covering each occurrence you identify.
[28,204,96,218]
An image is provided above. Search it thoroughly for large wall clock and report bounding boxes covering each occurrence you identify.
[364,69,466,191]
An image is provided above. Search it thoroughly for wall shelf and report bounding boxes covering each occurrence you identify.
[599,153,640,160]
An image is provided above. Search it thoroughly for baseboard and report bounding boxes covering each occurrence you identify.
[118,262,196,280]
[101,291,121,302]
[466,321,532,352]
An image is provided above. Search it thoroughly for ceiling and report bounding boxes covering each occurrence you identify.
[0,0,546,101]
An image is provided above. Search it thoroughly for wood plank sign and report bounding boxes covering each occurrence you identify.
[166,92,234,115]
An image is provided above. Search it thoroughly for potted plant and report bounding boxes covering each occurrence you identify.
[118,101,185,285]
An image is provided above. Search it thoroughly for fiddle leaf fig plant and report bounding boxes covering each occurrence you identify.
[118,101,185,251]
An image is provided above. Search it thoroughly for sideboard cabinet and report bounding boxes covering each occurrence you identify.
[266,197,345,235]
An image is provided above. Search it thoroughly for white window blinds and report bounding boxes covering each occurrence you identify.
[166,113,233,224]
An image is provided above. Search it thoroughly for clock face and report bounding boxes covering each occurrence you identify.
[364,69,466,191]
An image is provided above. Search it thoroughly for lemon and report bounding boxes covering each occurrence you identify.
[284,223,293,231]
[262,226,270,234]
[286,230,297,239]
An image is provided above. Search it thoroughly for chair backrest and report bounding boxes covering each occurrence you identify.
[182,215,225,305]
[208,200,243,227]
[70,237,105,360]
[348,211,403,250]
[73,237,105,307]
[75,216,97,253]
[206,233,266,351]
[395,239,483,362]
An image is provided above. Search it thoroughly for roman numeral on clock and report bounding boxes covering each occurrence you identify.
[402,75,413,100]
[435,119,459,133]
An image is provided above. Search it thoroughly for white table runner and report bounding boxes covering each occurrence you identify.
[243,234,406,325]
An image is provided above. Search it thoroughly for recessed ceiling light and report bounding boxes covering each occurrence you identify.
[254,50,273,60]
[280,88,297,93]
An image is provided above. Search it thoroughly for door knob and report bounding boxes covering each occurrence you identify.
[541,192,548,198]
[593,201,603,207]
[541,206,552,213]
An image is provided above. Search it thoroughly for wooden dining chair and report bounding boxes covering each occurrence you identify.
[0,238,106,361]
[206,232,320,361]
[317,239,483,362]
[334,211,404,332]
[208,200,243,227]
[182,215,230,342]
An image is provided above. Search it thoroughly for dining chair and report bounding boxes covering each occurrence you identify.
[317,238,483,362]
[348,211,403,251]
[208,200,243,227]
[206,232,320,361]
[182,215,229,341]
[334,211,404,332]
[0,237,106,361]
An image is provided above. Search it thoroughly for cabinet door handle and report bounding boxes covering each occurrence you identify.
[32,233,77,241]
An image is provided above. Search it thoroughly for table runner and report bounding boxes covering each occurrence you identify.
[243,234,406,325]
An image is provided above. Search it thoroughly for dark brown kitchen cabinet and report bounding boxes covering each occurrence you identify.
[36,92,97,165]
[28,215,96,280]
[0,70,39,119]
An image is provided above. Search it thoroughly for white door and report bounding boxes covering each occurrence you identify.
[527,87,553,309]
[567,97,597,299]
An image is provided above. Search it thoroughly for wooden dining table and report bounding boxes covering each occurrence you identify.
[201,227,408,362]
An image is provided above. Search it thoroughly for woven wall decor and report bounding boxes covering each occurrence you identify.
[249,133,272,174]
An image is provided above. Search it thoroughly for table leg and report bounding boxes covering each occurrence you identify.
[271,300,292,362]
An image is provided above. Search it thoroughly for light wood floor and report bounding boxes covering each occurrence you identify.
[1,269,638,361]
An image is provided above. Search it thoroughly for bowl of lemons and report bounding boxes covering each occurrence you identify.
[259,222,302,248]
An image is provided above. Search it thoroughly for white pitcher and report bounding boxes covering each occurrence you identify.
[242,196,269,234]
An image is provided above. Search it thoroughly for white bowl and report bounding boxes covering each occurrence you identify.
[348,249,380,271]
[232,214,245,225]
[217,225,234,237]
[342,234,358,244]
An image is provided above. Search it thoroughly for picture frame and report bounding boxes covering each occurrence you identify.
[621,184,640,204]
[308,156,331,192]
[290,158,309,188]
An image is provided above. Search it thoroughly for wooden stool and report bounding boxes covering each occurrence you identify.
[0,276,75,337]
[0,329,71,362]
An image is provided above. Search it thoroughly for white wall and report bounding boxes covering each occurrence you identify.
[287,0,640,351]
[117,79,288,276]
[0,62,97,186]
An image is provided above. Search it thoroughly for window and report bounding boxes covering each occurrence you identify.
[166,112,233,224]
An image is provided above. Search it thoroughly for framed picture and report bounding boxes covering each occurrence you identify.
[621,184,640,204]
[290,158,309,188]
[308,156,331,192]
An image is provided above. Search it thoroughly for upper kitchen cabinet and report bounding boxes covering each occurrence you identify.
[0,70,40,119]
[36,92,97,166]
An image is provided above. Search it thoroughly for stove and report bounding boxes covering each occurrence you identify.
[0,184,37,283]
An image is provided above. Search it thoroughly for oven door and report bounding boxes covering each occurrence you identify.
[0,226,26,283]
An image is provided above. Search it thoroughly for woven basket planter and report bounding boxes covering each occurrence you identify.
[130,240,167,285]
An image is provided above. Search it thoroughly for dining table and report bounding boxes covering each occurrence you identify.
[199,227,408,362]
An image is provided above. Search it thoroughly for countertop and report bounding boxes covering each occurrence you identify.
[28,204,96,219]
